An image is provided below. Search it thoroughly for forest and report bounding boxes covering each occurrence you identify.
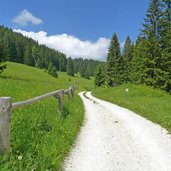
[95,0,171,93]
[0,25,102,79]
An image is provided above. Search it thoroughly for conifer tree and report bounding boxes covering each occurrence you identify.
[51,66,58,78]
[48,62,53,75]
[94,65,106,87]
[123,36,133,82]
[24,45,35,66]
[160,0,171,91]
[32,45,39,66]
[106,33,123,86]
[130,36,147,83]
[67,57,74,76]
[80,63,90,79]
[0,41,6,74]
[140,0,165,88]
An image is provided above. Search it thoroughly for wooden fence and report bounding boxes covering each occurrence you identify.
[0,86,75,154]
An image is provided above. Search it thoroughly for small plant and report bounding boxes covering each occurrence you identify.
[0,63,7,74]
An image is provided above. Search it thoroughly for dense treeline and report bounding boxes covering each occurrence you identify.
[73,58,104,79]
[0,25,102,78]
[95,0,171,93]
[0,25,67,74]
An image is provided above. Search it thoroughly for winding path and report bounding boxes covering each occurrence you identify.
[63,92,171,171]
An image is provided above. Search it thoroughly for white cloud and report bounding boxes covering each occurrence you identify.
[14,29,110,60]
[13,9,43,26]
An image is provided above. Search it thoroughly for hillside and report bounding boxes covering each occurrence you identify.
[0,25,102,79]
[0,62,93,170]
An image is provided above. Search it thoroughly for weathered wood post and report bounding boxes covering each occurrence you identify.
[0,97,12,154]
[58,90,64,112]
[68,87,73,99]
[69,86,74,98]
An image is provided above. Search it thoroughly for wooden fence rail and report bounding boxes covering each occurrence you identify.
[0,86,75,154]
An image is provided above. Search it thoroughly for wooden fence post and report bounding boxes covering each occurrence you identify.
[58,90,64,112]
[0,97,12,154]
[68,87,72,99]
[69,86,74,98]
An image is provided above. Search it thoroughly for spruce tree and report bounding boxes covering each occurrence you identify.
[106,33,123,86]
[140,0,166,88]
[32,45,38,66]
[94,65,106,87]
[130,36,147,83]
[24,45,35,66]
[51,66,58,78]
[48,62,53,75]
[123,36,133,82]
[80,63,90,79]
[0,41,6,74]
[160,0,171,91]
[67,57,74,76]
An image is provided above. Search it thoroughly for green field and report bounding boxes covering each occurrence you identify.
[92,84,171,133]
[0,62,93,171]
[1,62,171,170]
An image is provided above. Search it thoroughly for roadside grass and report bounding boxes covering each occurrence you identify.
[0,62,92,170]
[92,84,171,133]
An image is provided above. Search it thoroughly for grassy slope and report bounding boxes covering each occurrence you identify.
[0,62,93,171]
[92,84,171,133]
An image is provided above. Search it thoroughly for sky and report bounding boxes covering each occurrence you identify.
[0,0,149,61]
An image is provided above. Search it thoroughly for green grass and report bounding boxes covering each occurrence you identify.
[92,84,171,133]
[0,62,93,171]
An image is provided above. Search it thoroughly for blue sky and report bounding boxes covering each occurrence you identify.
[0,0,149,60]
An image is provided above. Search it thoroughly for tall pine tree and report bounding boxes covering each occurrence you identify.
[123,36,133,82]
[24,45,35,66]
[159,0,171,91]
[140,0,166,88]
[106,33,123,86]
[94,65,106,87]
[67,57,74,76]
[0,40,6,74]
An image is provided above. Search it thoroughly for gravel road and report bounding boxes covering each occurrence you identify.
[63,92,171,171]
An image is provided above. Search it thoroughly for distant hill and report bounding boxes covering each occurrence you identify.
[0,25,104,79]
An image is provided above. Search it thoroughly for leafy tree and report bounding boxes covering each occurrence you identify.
[94,65,106,87]
[67,57,74,76]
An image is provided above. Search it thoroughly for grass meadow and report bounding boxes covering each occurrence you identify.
[0,62,93,170]
[92,84,171,133]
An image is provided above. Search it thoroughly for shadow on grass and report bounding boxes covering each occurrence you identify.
[0,75,29,82]
[61,106,70,118]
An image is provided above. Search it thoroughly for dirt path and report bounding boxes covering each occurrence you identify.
[63,92,171,171]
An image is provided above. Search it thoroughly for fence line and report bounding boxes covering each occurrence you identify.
[0,86,75,154]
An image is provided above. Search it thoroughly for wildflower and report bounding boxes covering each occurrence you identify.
[18,155,22,160]
[125,88,129,92]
